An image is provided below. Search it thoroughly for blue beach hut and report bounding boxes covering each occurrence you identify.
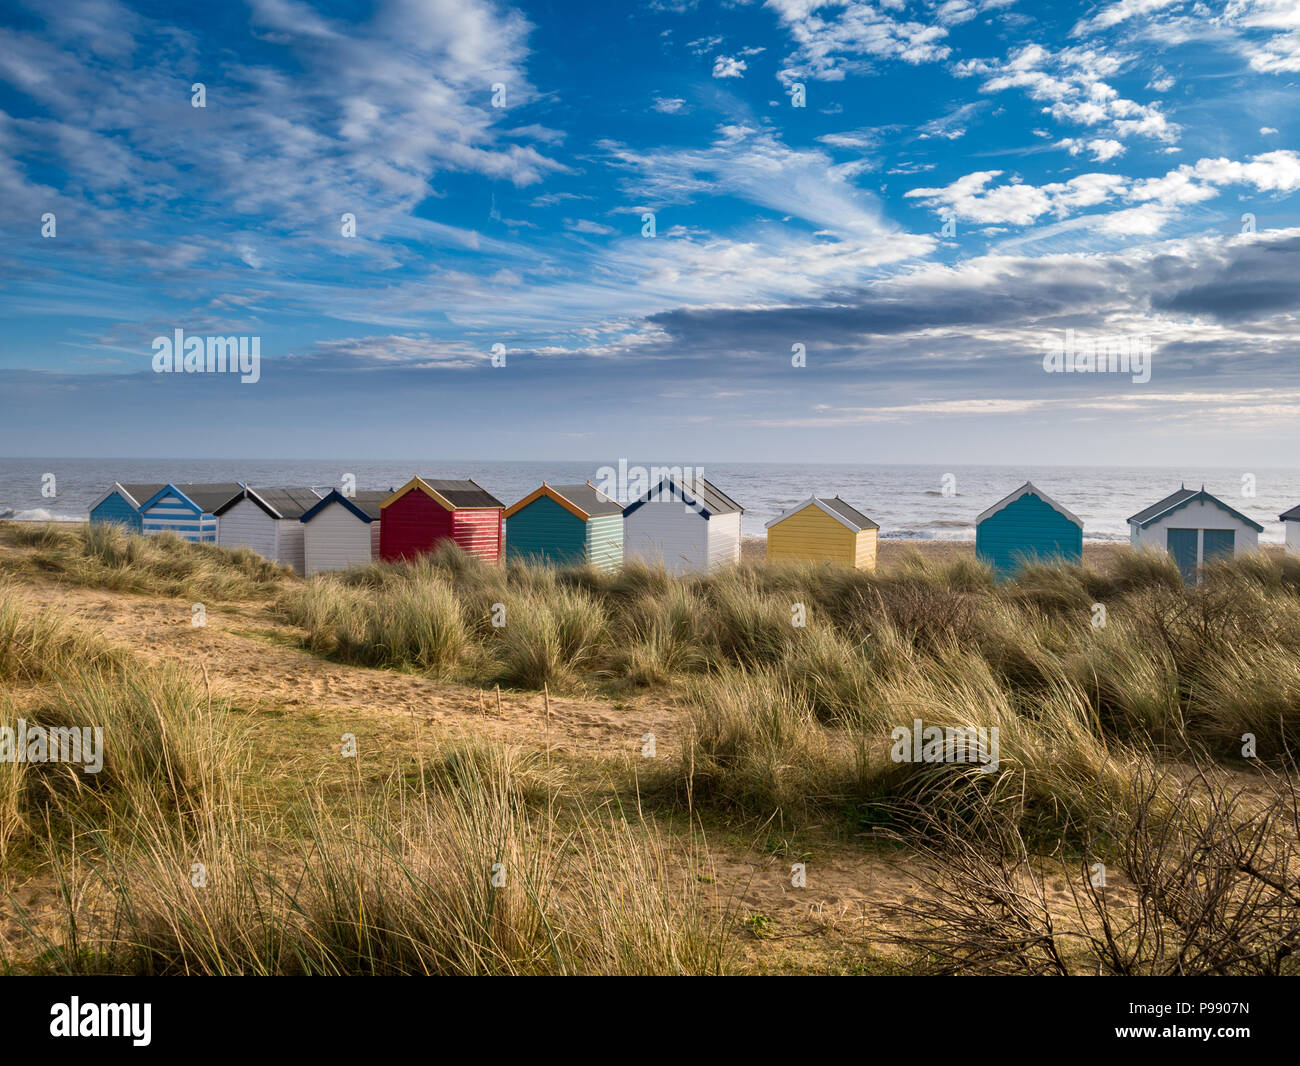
[89,482,166,533]
[975,481,1083,578]
[138,483,243,543]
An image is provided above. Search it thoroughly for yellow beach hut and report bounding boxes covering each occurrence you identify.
[765,496,879,569]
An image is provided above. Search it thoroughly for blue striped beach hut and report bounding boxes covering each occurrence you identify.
[89,482,166,533]
[975,481,1083,578]
[138,483,243,543]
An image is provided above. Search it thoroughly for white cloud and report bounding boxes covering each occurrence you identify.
[957,43,1179,143]
[1073,0,1183,35]
[1058,137,1127,161]
[918,101,984,140]
[1226,0,1300,72]
[0,0,569,253]
[565,218,615,235]
[818,127,880,149]
[768,0,954,82]
[652,96,688,114]
[1189,149,1300,192]
[906,170,1127,226]
[600,124,913,241]
[712,55,748,78]
[1092,202,1174,235]
[237,244,264,269]
[906,151,1300,229]
[687,34,724,55]
[1146,69,1176,92]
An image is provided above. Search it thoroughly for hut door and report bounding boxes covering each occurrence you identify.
[1167,528,1198,583]
[1203,528,1235,562]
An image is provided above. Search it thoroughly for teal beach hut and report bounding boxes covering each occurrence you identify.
[503,482,624,570]
[975,481,1083,577]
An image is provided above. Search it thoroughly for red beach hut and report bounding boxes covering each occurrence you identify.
[378,476,505,562]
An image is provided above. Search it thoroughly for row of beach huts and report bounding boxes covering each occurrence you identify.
[86,476,1300,583]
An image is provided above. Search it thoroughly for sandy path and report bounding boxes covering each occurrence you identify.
[12,579,681,762]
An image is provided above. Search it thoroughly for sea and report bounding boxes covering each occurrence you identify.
[1,458,1296,544]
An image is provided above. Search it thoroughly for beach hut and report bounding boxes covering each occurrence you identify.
[137,483,244,544]
[975,481,1083,578]
[379,477,505,563]
[300,490,388,576]
[622,474,743,575]
[503,482,624,570]
[88,482,166,533]
[1280,504,1300,555]
[1129,485,1262,582]
[765,496,879,570]
[214,487,324,574]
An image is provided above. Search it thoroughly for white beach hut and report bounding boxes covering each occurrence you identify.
[621,474,743,575]
[1280,504,1300,555]
[300,489,388,576]
[215,487,324,574]
[1128,485,1263,582]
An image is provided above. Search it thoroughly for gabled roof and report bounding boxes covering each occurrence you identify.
[1282,504,1300,522]
[119,482,168,508]
[622,475,742,518]
[381,476,504,511]
[1128,486,1198,526]
[139,483,244,515]
[504,482,623,520]
[89,481,167,513]
[1129,485,1264,532]
[977,481,1083,529]
[765,496,878,532]
[216,487,324,520]
[300,489,390,524]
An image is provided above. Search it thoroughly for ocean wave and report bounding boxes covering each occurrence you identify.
[0,508,85,523]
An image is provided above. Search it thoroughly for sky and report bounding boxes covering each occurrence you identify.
[1,0,1299,465]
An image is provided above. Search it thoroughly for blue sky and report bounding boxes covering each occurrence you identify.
[2,0,1299,464]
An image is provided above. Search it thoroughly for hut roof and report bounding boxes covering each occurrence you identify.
[765,496,878,532]
[623,475,742,518]
[1129,485,1264,532]
[383,476,504,511]
[89,482,167,512]
[977,481,1082,529]
[1281,504,1300,522]
[504,482,623,520]
[141,483,244,514]
[116,483,168,508]
[301,489,390,523]
[216,487,324,520]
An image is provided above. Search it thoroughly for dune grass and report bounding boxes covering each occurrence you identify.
[5,529,1300,974]
[0,521,290,599]
[0,577,730,975]
[4,703,731,975]
[274,542,1300,844]
[0,582,131,684]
